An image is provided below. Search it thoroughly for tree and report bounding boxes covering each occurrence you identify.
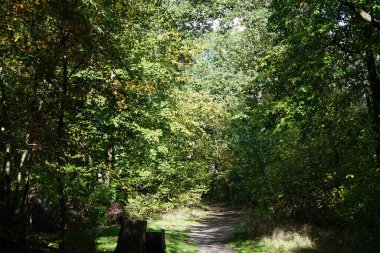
[235,0,380,249]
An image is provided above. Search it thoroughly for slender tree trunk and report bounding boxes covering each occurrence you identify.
[106,136,114,187]
[0,60,6,140]
[3,143,11,220]
[11,171,21,216]
[0,61,11,221]
[1,60,12,221]
[56,53,68,253]
[364,50,380,162]
[20,151,32,225]
[56,174,66,253]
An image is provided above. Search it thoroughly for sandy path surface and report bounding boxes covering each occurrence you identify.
[189,206,240,253]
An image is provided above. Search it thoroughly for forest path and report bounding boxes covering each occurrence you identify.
[189,206,241,253]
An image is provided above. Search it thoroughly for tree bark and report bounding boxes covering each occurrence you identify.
[3,143,11,221]
[365,49,380,163]
[340,0,380,32]
[114,219,147,253]
[56,53,68,253]
[106,136,114,187]
[20,150,32,233]
[0,60,11,221]
[146,230,166,253]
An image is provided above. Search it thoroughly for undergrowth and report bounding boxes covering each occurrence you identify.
[228,208,360,253]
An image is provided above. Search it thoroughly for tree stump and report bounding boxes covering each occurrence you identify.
[113,218,147,253]
[146,230,166,253]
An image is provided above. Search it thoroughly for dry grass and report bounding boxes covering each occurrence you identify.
[230,224,317,253]
[161,206,208,221]
[259,226,315,252]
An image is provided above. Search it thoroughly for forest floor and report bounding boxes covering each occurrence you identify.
[47,204,351,253]
[188,206,241,253]
[96,206,206,252]
[38,204,350,253]
[95,204,242,253]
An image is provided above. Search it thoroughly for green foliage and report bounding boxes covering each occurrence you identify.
[1,0,380,251]
[0,0,220,251]
[222,0,380,251]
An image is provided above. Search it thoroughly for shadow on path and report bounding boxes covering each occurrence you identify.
[189,207,240,253]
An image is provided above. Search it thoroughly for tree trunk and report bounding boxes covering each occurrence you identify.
[56,53,68,253]
[146,230,166,253]
[0,61,11,222]
[114,218,147,253]
[106,136,114,187]
[3,144,11,222]
[20,150,32,243]
[364,45,380,163]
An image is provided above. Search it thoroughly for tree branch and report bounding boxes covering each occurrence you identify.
[340,0,380,31]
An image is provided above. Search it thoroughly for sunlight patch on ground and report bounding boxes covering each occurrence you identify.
[260,228,315,252]
[230,226,317,253]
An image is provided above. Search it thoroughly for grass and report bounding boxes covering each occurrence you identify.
[228,216,351,253]
[96,207,207,253]
[96,226,119,252]
[229,226,317,253]
[34,205,379,253]
[33,205,344,253]
[229,229,348,253]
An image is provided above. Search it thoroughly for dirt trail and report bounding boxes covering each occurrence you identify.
[189,206,241,253]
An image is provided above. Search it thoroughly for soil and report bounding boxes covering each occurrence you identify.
[189,206,241,253]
